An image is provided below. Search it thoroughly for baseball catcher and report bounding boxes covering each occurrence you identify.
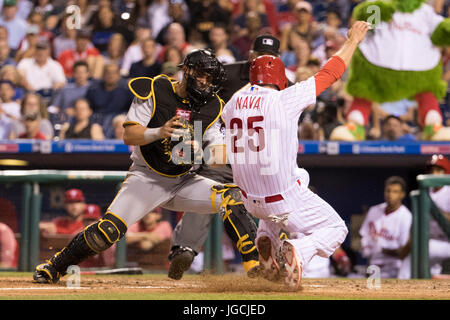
[33,49,259,283]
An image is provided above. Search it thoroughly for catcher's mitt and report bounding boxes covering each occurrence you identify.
[164,118,203,165]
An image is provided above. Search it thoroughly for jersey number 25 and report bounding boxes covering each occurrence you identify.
[230,116,265,153]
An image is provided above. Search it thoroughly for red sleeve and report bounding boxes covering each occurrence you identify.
[314,56,347,96]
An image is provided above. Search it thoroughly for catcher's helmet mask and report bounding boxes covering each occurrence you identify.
[179,49,226,108]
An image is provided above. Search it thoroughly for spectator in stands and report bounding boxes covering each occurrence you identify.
[281,34,312,71]
[52,14,77,60]
[90,5,133,54]
[208,24,241,64]
[18,11,54,55]
[157,22,193,63]
[162,45,183,66]
[39,188,86,235]
[0,26,8,43]
[275,0,301,30]
[443,47,450,126]
[378,115,416,141]
[233,0,270,38]
[0,80,21,120]
[112,114,126,140]
[0,0,28,54]
[17,92,54,139]
[0,107,15,139]
[75,0,97,29]
[280,1,321,52]
[14,24,40,62]
[32,0,55,18]
[17,110,48,140]
[120,22,153,77]
[0,222,18,268]
[126,209,173,252]
[147,0,172,40]
[128,37,162,79]
[0,39,16,69]
[187,0,231,44]
[50,60,91,119]
[359,176,412,278]
[155,0,190,46]
[85,63,133,138]
[102,33,126,70]
[125,0,151,28]
[58,30,102,79]
[232,11,262,61]
[17,40,66,96]
[59,98,105,140]
[317,100,346,141]
[0,65,25,101]
[323,9,348,36]
[311,27,347,66]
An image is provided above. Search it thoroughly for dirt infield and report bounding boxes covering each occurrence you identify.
[0,273,449,300]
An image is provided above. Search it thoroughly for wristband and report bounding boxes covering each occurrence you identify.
[143,127,161,144]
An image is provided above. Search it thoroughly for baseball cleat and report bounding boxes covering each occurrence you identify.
[168,246,195,280]
[33,261,61,284]
[281,241,302,290]
[256,236,281,282]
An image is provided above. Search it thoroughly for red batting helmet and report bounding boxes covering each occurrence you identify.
[426,154,450,174]
[250,55,288,90]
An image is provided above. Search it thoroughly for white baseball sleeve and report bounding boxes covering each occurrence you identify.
[280,76,316,118]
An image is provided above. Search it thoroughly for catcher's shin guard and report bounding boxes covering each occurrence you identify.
[211,184,259,273]
[34,212,127,282]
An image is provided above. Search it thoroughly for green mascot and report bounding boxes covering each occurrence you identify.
[334,0,450,140]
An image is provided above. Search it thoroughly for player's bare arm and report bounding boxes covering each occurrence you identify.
[312,21,370,97]
[334,21,370,66]
[123,115,184,146]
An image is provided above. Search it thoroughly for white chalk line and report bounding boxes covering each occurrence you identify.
[0,285,194,291]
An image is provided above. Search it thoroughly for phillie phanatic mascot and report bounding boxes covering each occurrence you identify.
[333,0,450,140]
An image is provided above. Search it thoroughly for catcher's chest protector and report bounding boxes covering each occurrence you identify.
[139,75,223,176]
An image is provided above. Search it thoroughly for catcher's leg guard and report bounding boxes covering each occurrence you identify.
[211,184,259,274]
[34,212,127,283]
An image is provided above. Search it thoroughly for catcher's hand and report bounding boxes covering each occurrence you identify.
[159,115,184,139]
[167,117,203,165]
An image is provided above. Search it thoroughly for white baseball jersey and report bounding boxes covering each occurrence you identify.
[429,186,450,241]
[360,203,412,274]
[221,77,316,212]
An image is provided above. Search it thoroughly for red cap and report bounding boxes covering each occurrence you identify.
[427,154,450,174]
[65,189,85,203]
[83,204,101,220]
[250,55,288,90]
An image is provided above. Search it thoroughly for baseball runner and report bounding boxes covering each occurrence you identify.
[220,21,370,289]
[168,35,287,280]
[360,176,412,278]
[33,49,259,284]
[398,154,450,279]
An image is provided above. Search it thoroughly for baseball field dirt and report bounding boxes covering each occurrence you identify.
[0,272,449,300]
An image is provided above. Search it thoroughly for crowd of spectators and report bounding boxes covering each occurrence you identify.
[0,0,449,142]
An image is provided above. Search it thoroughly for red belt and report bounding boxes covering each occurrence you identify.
[241,179,301,204]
